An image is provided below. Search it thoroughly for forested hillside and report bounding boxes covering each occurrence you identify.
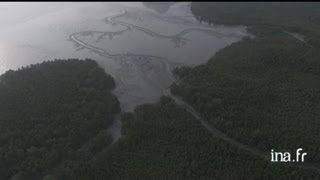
[0,59,120,179]
[70,97,320,179]
[2,2,320,179]
[172,2,320,162]
[191,2,320,47]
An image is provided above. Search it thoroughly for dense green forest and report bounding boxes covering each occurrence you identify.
[171,2,320,163]
[2,2,320,179]
[69,97,320,179]
[0,59,120,179]
[191,2,320,47]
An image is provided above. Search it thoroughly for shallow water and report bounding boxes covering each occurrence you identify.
[0,2,249,112]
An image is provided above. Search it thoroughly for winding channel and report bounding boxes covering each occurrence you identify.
[70,7,243,111]
[70,7,238,143]
[70,8,244,103]
[70,8,243,73]
[70,5,320,173]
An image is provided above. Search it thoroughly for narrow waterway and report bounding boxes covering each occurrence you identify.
[0,2,250,141]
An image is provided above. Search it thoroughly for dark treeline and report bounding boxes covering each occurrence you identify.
[0,59,120,179]
[171,2,320,163]
[70,97,320,179]
[2,2,320,179]
[191,2,320,47]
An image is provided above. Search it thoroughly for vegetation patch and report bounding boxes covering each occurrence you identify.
[0,59,120,179]
[72,97,320,179]
[172,2,320,162]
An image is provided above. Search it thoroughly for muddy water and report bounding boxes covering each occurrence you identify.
[0,2,249,111]
[0,2,249,141]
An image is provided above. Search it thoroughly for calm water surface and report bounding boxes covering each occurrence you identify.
[0,2,249,111]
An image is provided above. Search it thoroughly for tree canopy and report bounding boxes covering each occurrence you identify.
[71,97,320,179]
[171,2,320,163]
[0,59,120,179]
